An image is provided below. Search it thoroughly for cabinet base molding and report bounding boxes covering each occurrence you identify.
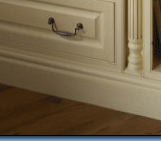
[1,50,161,121]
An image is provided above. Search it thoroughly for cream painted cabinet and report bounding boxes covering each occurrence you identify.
[0,0,125,72]
[1,0,161,121]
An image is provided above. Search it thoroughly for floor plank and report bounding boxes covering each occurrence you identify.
[0,84,161,135]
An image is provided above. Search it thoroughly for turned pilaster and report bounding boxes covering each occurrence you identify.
[127,0,143,75]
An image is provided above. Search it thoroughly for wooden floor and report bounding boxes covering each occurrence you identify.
[1,84,161,135]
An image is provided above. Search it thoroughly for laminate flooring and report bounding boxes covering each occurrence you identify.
[0,84,161,135]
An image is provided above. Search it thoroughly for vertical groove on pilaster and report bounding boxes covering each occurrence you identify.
[127,0,143,74]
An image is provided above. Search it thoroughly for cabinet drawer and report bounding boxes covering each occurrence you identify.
[0,0,98,38]
[0,0,124,69]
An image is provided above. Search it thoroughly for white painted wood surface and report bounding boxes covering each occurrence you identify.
[0,0,98,38]
[1,0,161,120]
[1,52,161,121]
[126,0,143,75]
[0,0,125,67]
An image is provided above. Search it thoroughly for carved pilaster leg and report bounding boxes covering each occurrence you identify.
[126,0,143,75]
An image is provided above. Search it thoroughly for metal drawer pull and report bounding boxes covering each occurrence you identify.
[48,17,83,37]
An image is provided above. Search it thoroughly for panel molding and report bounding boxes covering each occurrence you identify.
[1,45,161,91]
[1,52,161,120]
[1,0,161,120]
[0,0,120,63]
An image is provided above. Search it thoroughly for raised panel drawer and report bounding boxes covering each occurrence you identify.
[0,0,98,38]
[0,0,124,70]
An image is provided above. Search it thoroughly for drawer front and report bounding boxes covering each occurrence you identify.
[0,0,98,38]
[0,0,124,70]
